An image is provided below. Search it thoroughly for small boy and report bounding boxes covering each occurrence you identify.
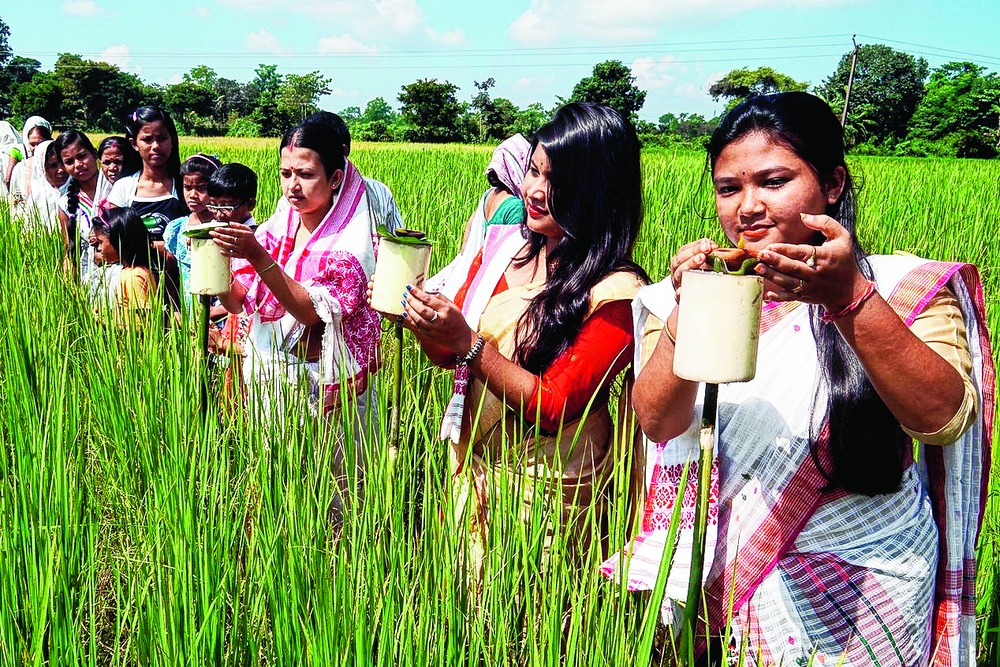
[164,153,222,312]
[206,163,259,403]
[207,162,258,229]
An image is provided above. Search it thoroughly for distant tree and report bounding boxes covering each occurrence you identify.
[163,81,216,133]
[163,82,214,118]
[276,71,331,130]
[397,78,463,143]
[362,97,395,123]
[340,106,362,121]
[226,114,263,138]
[10,70,64,123]
[0,17,10,67]
[482,97,519,142]
[901,62,1000,158]
[469,77,495,141]
[53,54,147,130]
[468,77,519,142]
[212,77,253,124]
[249,64,283,136]
[0,56,41,118]
[709,67,808,110]
[347,97,398,142]
[183,65,218,90]
[567,60,646,122]
[651,111,717,147]
[817,44,929,146]
[511,102,549,138]
[659,112,715,142]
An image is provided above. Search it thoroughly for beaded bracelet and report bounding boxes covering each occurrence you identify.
[821,280,877,323]
[457,333,486,366]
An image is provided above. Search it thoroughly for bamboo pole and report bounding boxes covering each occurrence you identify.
[199,294,211,419]
[680,381,719,663]
[390,319,403,449]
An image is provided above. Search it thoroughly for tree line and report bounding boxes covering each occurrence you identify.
[1,17,997,158]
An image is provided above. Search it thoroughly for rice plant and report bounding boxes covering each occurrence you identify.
[2,141,999,665]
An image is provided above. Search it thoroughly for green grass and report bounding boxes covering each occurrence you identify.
[2,140,999,665]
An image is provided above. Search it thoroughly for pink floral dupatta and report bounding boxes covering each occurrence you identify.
[231,162,380,394]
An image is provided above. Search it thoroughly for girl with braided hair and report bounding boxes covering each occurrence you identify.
[55,130,109,285]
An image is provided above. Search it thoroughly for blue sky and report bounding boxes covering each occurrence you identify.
[5,0,1000,122]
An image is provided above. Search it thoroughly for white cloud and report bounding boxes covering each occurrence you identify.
[509,0,660,43]
[224,0,465,52]
[220,0,353,14]
[63,0,103,17]
[673,82,702,99]
[372,0,424,34]
[509,0,858,43]
[166,73,184,85]
[189,6,210,17]
[424,27,466,47]
[631,55,682,91]
[99,44,132,70]
[246,30,289,54]
[317,34,379,54]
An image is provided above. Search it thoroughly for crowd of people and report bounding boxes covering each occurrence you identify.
[0,93,993,666]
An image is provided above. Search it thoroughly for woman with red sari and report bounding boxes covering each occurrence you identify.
[603,92,992,666]
[402,103,648,577]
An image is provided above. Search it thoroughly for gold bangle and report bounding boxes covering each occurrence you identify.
[664,322,677,346]
[259,260,279,275]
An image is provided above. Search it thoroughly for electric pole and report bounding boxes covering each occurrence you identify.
[841,35,860,128]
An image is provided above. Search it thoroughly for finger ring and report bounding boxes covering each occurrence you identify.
[792,279,804,294]
[430,311,439,323]
[806,246,817,268]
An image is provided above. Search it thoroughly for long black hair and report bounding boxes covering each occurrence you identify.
[708,92,905,496]
[125,106,182,177]
[53,130,98,269]
[514,102,648,374]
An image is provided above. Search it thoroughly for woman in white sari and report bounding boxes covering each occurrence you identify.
[5,115,52,191]
[426,133,530,295]
[603,92,992,666]
[13,139,68,231]
[0,120,23,197]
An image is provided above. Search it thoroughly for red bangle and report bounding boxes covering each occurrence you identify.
[821,280,877,323]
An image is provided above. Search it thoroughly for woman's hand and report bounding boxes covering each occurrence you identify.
[670,238,718,300]
[210,223,268,266]
[401,285,478,358]
[755,213,868,310]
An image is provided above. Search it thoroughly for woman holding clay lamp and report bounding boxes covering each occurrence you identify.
[603,92,991,666]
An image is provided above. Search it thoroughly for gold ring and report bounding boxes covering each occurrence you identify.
[806,246,817,268]
[430,311,439,323]
[792,280,804,295]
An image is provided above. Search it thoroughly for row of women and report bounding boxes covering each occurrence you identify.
[4,93,992,666]
[1,115,140,236]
